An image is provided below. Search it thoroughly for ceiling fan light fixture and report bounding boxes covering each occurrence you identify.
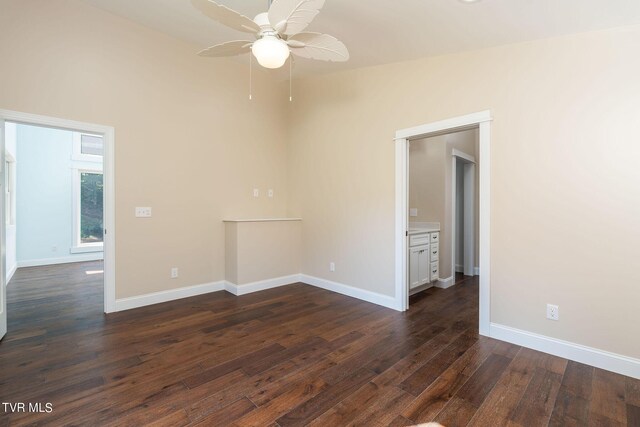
[252,35,290,69]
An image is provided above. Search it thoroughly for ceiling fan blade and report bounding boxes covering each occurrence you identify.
[198,41,253,57]
[191,0,260,34]
[268,0,325,36]
[287,32,349,62]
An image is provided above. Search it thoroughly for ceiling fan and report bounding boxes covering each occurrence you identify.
[191,0,349,69]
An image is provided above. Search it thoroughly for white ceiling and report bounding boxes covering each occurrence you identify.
[82,0,640,76]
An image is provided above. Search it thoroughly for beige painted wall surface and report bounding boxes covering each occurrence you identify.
[409,136,446,225]
[225,221,302,285]
[287,26,640,358]
[0,0,289,298]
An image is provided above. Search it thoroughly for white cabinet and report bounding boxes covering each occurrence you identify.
[409,245,430,289]
[409,230,440,292]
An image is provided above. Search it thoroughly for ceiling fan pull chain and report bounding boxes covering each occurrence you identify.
[249,50,253,100]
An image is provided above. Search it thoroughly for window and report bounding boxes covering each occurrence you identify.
[72,132,104,162]
[80,172,103,244]
[72,168,104,253]
[80,134,104,156]
[71,131,104,252]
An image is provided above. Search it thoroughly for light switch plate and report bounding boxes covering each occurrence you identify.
[135,207,152,218]
[253,189,260,198]
[268,189,274,198]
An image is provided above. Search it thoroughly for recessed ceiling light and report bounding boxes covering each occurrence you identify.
[459,0,481,3]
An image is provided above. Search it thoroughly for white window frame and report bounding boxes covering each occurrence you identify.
[71,167,104,253]
[4,154,16,226]
[72,132,104,163]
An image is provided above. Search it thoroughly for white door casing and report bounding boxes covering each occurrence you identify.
[0,118,7,340]
[463,163,475,276]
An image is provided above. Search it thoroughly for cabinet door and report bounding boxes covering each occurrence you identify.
[410,245,430,289]
[418,249,430,285]
[409,247,422,289]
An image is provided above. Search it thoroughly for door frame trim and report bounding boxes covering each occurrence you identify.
[394,110,491,337]
[0,109,116,313]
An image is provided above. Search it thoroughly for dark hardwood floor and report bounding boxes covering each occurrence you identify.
[1,262,639,426]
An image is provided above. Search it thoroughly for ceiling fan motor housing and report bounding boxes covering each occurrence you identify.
[254,12,277,38]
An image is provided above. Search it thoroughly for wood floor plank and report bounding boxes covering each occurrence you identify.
[548,361,594,426]
[182,343,285,389]
[402,338,497,423]
[627,377,640,407]
[276,368,375,426]
[627,404,640,427]
[590,368,627,424]
[509,366,563,427]
[230,377,326,426]
[434,396,479,427]
[399,329,478,396]
[455,353,513,407]
[192,397,256,426]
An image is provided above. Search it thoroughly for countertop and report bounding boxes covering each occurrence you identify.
[408,226,440,235]
[223,218,302,223]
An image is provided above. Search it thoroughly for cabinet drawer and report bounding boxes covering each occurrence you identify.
[430,244,439,261]
[409,233,430,247]
[430,232,440,243]
[430,262,439,280]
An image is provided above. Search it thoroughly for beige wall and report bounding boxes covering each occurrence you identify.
[0,0,289,298]
[225,221,301,286]
[409,135,446,225]
[287,25,640,358]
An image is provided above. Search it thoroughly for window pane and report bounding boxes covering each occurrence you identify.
[81,134,103,156]
[80,172,103,244]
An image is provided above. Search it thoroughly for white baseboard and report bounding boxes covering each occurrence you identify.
[300,274,400,310]
[115,273,400,314]
[490,323,640,380]
[17,253,103,268]
[6,263,17,285]
[455,266,480,276]
[435,276,455,289]
[224,274,301,296]
[115,281,226,312]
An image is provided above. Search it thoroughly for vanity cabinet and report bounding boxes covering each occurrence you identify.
[409,245,430,289]
[409,231,440,290]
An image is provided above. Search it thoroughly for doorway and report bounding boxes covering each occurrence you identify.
[394,111,491,336]
[0,110,115,341]
[452,150,477,279]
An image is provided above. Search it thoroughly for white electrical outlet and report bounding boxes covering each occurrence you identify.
[329,262,335,272]
[409,208,418,217]
[135,207,152,218]
[546,304,559,321]
[171,268,179,279]
[253,189,260,198]
[51,245,58,253]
